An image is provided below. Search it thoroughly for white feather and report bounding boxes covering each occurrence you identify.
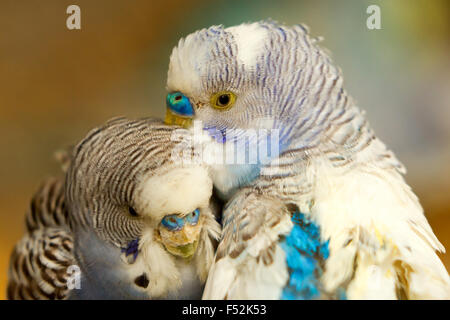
[137,166,212,222]
[167,29,211,98]
[226,23,268,71]
[307,154,450,299]
[203,199,292,299]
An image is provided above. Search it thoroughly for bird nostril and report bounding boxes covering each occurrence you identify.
[134,273,149,288]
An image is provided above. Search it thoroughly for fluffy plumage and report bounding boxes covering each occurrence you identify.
[165,21,450,299]
[8,118,221,299]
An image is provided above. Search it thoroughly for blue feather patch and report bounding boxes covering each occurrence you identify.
[122,238,140,262]
[281,212,330,300]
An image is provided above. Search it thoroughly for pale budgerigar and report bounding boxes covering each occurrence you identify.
[7,118,221,299]
[164,21,450,299]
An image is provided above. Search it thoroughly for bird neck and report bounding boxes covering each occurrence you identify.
[70,230,149,299]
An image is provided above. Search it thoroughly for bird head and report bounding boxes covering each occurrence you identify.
[137,165,212,260]
[66,118,219,261]
[165,21,344,148]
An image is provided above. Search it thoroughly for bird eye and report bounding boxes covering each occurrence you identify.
[128,206,139,217]
[218,94,229,105]
[185,209,200,225]
[211,91,236,110]
[161,214,184,231]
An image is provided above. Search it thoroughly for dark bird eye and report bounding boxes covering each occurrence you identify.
[128,206,139,217]
[211,91,236,110]
[218,94,230,106]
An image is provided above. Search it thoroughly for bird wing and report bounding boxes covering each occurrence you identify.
[25,177,70,232]
[203,190,295,299]
[203,188,339,300]
[7,227,74,300]
[8,177,75,300]
[310,160,450,299]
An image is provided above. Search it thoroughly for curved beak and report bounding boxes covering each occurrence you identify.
[165,108,193,129]
[164,240,199,259]
[156,218,203,259]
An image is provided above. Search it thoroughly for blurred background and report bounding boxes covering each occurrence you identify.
[0,0,449,299]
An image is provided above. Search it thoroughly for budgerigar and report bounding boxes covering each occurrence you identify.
[164,21,450,299]
[7,117,221,299]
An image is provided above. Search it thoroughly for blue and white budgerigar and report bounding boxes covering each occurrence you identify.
[164,21,450,299]
[7,118,221,299]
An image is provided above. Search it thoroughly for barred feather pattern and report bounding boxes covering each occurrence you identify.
[8,177,74,300]
[168,21,450,299]
[65,117,199,247]
[25,177,70,233]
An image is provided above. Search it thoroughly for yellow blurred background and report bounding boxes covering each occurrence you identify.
[1,0,449,299]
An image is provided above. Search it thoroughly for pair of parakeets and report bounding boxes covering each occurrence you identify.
[8,21,450,299]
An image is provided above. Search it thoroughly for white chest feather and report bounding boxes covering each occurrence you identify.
[166,259,203,299]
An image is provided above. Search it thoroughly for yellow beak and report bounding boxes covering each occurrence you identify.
[157,219,203,259]
[165,108,193,129]
[164,240,199,259]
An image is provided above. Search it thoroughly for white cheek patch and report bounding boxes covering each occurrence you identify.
[137,166,213,222]
[226,23,269,71]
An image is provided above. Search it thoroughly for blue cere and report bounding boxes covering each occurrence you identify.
[280,212,331,300]
[161,214,185,231]
[185,208,200,225]
[166,92,194,116]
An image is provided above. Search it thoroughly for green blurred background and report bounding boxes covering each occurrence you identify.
[1,0,449,299]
